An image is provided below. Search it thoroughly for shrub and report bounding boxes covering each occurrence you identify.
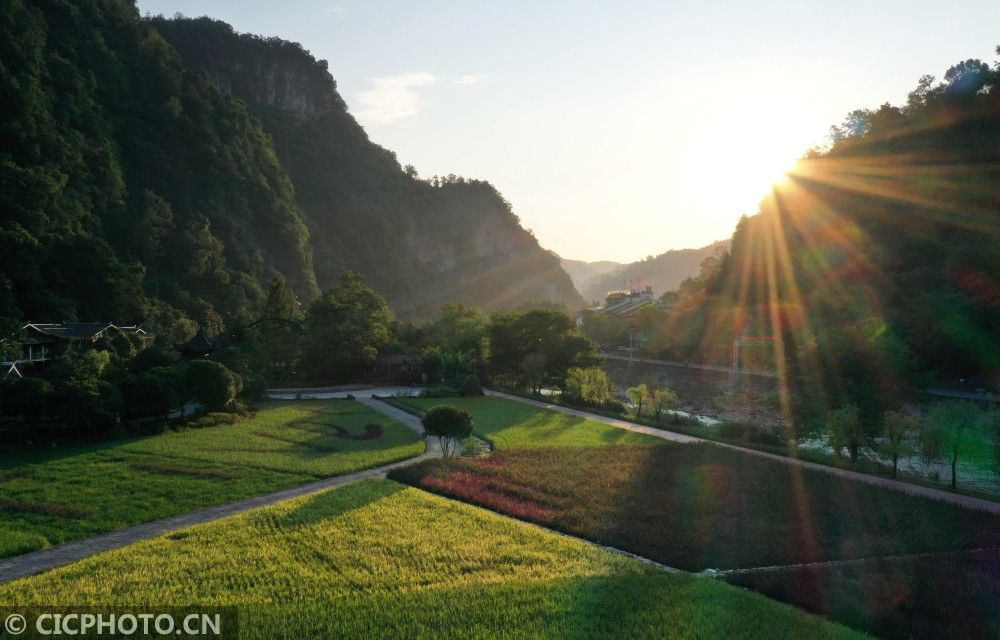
[454,374,483,397]
[423,385,459,398]
[603,400,627,415]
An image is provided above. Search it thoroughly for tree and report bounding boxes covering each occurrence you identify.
[299,272,394,380]
[880,410,918,478]
[421,405,474,457]
[122,371,179,420]
[0,377,53,423]
[520,352,547,395]
[563,367,613,407]
[52,379,122,439]
[425,304,489,364]
[487,309,596,391]
[256,277,303,379]
[626,384,649,418]
[983,406,1000,477]
[923,401,979,490]
[650,388,678,423]
[185,360,242,411]
[828,403,865,462]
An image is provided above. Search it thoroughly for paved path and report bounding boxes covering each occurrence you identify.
[714,545,1000,578]
[0,399,435,585]
[486,390,1000,515]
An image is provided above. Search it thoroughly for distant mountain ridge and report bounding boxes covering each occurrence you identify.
[566,240,729,303]
[560,259,624,293]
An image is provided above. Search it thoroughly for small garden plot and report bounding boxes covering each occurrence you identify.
[0,400,422,559]
[0,479,867,640]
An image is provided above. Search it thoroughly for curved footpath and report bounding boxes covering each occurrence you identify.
[486,389,1000,516]
[0,399,439,585]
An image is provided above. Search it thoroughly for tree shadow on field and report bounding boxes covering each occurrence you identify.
[276,479,407,528]
[540,572,853,640]
[727,548,1000,640]
[511,412,588,440]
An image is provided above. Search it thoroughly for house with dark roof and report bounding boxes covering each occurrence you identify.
[2,323,153,367]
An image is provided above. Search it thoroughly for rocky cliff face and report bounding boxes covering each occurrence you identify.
[153,17,582,318]
[148,19,341,122]
[221,59,338,120]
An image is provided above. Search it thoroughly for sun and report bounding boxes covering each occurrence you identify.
[682,105,814,218]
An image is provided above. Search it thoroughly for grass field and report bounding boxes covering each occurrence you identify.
[0,400,422,558]
[388,395,1000,638]
[0,479,867,639]
[391,445,1000,571]
[387,396,662,448]
[727,549,1000,640]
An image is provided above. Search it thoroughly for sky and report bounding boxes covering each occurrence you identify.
[137,1,1000,263]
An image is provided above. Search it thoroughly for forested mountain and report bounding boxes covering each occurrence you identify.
[151,16,582,319]
[572,240,729,303]
[0,2,580,342]
[655,56,1000,426]
[1,0,317,340]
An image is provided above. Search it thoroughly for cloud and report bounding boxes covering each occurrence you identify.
[325,6,348,15]
[355,72,437,127]
[454,74,485,85]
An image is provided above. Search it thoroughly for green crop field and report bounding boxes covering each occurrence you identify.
[393,445,1000,571]
[391,396,661,448]
[727,549,1000,640]
[123,400,422,477]
[389,396,1000,639]
[0,400,422,558]
[0,479,867,640]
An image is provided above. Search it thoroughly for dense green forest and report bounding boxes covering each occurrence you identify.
[654,55,1000,428]
[150,16,582,319]
[0,0,580,344]
[0,0,317,340]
